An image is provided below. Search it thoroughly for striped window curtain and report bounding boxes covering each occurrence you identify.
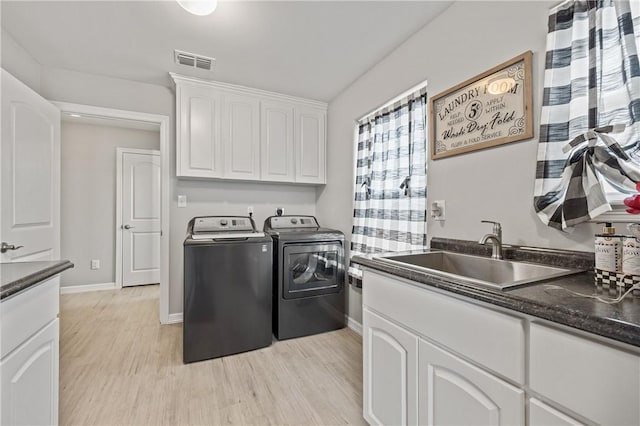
[348,88,427,286]
[534,0,640,230]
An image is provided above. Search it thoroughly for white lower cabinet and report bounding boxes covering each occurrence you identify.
[363,308,417,426]
[529,398,584,426]
[529,323,640,425]
[0,276,60,425]
[362,270,640,426]
[418,338,524,425]
[1,319,59,426]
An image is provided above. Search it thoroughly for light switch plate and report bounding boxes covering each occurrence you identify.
[178,195,187,208]
[91,259,100,270]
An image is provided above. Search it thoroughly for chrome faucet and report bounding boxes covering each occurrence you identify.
[479,220,503,260]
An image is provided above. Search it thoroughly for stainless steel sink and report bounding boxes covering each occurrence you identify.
[374,251,584,289]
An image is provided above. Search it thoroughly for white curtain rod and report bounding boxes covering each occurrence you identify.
[550,0,571,14]
[357,78,428,123]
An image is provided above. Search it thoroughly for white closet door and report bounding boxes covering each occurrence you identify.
[1,69,60,262]
[121,151,161,287]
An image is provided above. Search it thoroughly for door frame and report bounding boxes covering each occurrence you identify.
[54,102,171,325]
[115,147,161,290]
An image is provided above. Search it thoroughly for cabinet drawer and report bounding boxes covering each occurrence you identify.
[363,270,525,383]
[1,276,59,358]
[530,323,640,425]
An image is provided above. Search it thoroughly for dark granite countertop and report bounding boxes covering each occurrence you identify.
[354,239,640,348]
[1,260,74,300]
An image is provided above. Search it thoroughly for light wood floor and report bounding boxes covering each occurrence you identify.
[60,285,365,425]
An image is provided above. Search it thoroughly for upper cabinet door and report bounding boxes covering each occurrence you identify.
[222,92,260,180]
[1,70,60,262]
[260,100,294,182]
[177,84,222,178]
[295,106,326,184]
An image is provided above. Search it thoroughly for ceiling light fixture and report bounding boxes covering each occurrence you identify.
[176,0,218,16]
[69,114,81,118]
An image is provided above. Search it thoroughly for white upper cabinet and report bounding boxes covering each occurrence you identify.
[176,83,222,178]
[295,106,326,184]
[171,73,327,184]
[222,92,260,180]
[261,100,294,182]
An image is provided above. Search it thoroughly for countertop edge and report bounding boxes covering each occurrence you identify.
[354,255,640,349]
[1,260,74,301]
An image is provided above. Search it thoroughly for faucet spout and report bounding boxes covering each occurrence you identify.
[479,234,498,245]
[479,220,503,260]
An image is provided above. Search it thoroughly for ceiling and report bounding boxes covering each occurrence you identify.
[1,1,451,102]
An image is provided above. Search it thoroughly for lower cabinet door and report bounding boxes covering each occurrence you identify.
[529,398,584,426]
[1,318,59,426]
[418,338,524,425]
[363,308,418,426]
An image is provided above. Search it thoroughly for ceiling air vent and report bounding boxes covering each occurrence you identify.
[174,49,215,71]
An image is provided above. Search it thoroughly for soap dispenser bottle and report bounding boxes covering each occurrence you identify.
[595,222,623,275]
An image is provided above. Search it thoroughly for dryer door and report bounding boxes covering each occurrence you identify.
[282,242,344,299]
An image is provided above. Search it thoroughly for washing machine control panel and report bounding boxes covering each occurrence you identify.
[193,216,255,234]
[268,216,319,229]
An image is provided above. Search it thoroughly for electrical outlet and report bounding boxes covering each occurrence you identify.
[431,200,446,221]
[91,259,100,270]
[177,195,187,208]
[247,206,254,215]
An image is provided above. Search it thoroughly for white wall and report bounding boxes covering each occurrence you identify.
[40,66,317,314]
[1,28,41,93]
[60,121,160,287]
[317,1,601,324]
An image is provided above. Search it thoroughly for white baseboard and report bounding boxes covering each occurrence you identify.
[166,312,183,324]
[60,282,116,294]
[347,316,362,335]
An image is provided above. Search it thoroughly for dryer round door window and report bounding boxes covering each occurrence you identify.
[283,242,343,299]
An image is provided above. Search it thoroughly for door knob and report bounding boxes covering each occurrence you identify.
[123,224,135,230]
[1,242,24,253]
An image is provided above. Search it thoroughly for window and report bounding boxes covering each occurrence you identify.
[534,0,640,229]
[348,87,428,287]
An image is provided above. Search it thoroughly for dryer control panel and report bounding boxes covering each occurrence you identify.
[267,216,319,229]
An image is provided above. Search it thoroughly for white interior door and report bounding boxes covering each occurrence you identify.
[121,150,160,287]
[1,69,60,262]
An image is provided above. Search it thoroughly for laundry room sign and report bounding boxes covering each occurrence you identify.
[430,51,533,160]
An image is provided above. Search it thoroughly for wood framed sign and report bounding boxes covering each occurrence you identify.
[430,51,533,160]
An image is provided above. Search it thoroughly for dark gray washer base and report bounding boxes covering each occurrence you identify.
[1,260,74,300]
